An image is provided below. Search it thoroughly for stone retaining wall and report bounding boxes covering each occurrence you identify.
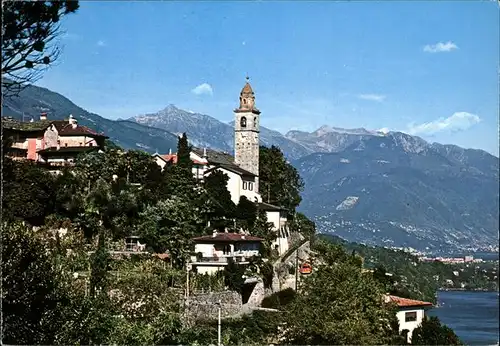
[184,291,242,324]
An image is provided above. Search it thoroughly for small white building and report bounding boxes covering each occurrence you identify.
[385,294,433,343]
[190,231,263,275]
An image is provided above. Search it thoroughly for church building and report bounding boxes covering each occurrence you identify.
[154,78,290,255]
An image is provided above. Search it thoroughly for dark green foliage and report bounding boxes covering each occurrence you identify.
[321,234,439,303]
[261,287,297,309]
[162,134,198,200]
[259,145,304,212]
[236,196,257,229]
[252,209,276,257]
[138,198,200,268]
[179,310,281,346]
[104,138,121,150]
[2,1,79,94]
[203,169,236,220]
[411,316,463,345]
[176,132,192,169]
[289,211,316,238]
[259,259,274,289]
[224,258,246,294]
[2,158,56,226]
[1,222,70,344]
[89,232,111,297]
[283,241,402,345]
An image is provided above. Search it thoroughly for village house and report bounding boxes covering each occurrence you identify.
[190,231,263,275]
[385,294,434,343]
[154,78,290,256]
[2,113,107,171]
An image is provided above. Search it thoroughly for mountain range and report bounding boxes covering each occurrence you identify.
[2,84,498,255]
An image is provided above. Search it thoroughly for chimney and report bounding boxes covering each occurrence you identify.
[203,147,207,158]
[169,148,172,155]
[40,112,47,121]
[212,230,217,238]
[68,114,77,129]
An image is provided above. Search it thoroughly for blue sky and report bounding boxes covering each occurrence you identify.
[37,1,499,155]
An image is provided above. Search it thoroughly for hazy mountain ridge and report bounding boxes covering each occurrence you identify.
[293,132,499,254]
[129,105,312,159]
[285,124,386,153]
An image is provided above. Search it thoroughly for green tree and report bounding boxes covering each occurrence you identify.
[162,133,198,200]
[138,197,201,268]
[1,222,71,344]
[235,196,257,230]
[176,132,192,169]
[289,211,316,239]
[259,145,304,212]
[2,159,56,226]
[203,169,236,223]
[2,1,79,95]
[224,258,246,294]
[283,241,401,345]
[411,316,463,345]
[89,231,111,297]
[252,209,277,258]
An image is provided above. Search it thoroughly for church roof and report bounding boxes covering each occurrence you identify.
[241,82,254,95]
[192,147,234,165]
[205,163,256,178]
[257,202,285,211]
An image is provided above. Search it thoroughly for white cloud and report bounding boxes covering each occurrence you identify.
[358,94,386,102]
[97,40,106,47]
[191,83,213,96]
[407,112,481,136]
[423,41,458,53]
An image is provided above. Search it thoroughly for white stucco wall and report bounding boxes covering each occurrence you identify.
[154,156,167,170]
[266,210,289,255]
[396,308,426,342]
[196,265,224,275]
[194,243,214,257]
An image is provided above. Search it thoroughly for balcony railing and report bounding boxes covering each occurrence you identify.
[192,254,259,264]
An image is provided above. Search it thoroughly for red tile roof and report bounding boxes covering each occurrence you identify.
[152,253,170,260]
[156,153,207,165]
[52,121,107,138]
[386,295,433,308]
[192,232,263,243]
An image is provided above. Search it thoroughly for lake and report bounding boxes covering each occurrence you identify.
[429,291,499,345]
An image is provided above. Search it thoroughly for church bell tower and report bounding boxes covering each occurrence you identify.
[234,77,261,193]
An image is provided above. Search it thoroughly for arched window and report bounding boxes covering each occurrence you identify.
[240,116,247,128]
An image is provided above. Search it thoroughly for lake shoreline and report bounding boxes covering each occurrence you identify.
[438,287,499,292]
[430,291,499,345]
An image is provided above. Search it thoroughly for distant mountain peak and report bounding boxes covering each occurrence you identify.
[314,125,334,136]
